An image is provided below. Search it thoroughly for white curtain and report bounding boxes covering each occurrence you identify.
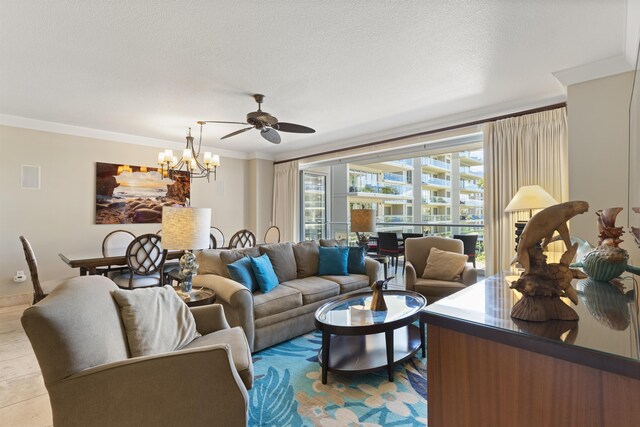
[484,107,568,275]
[272,160,300,243]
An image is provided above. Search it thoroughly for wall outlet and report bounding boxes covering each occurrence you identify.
[14,270,26,283]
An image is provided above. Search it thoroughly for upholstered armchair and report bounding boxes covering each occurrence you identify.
[21,275,252,427]
[404,236,477,304]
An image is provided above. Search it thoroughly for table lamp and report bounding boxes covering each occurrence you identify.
[161,207,211,292]
[350,209,377,248]
[505,185,558,250]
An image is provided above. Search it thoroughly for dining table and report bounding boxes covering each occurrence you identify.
[59,251,183,276]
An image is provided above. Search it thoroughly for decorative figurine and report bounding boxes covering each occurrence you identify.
[632,207,640,247]
[370,277,394,311]
[510,201,589,322]
[571,207,640,281]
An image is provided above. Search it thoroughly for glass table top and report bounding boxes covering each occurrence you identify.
[316,291,426,328]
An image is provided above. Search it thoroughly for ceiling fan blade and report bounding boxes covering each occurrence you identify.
[221,127,254,140]
[273,122,316,133]
[204,120,249,125]
[261,128,281,144]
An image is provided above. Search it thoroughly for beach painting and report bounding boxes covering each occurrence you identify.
[95,162,190,224]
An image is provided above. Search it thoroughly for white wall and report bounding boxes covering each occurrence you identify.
[0,125,257,296]
[568,71,640,264]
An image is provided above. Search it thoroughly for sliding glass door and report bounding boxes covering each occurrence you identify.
[301,171,327,241]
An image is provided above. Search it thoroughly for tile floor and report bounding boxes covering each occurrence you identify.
[0,304,52,427]
[0,264,411,427]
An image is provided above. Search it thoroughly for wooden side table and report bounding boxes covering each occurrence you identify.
[173,286,216,307]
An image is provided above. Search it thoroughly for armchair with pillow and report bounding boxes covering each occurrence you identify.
[21,276,252,427]
[404,236,478,304]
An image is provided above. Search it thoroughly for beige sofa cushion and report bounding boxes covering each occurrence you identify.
[219,247,260,269]
[111,286,200,357]
[253,284,302,319]
[292,241,320,278]
[320,274,370,293]
[422,247,468,281]
[279,276,340,305]
[196,249,227,277]
[259,242,297,283]
[183,326,253,389]
[320,238,348,247]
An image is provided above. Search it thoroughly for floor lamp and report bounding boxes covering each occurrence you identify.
[504,185,558,251]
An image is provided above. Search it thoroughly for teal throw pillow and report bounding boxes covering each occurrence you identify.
[226,257,258,292]
[347,246,366,274]
[318,246,349,276]
[250,254,280,293]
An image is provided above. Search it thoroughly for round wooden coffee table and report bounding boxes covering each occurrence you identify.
[314,290,426,384]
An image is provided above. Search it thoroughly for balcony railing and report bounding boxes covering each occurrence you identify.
[422,196,452,205]
[422,214,452,222]
[459,166,483,177]
[421,157,451,170]
[349,183,412,196]
[460,199,483,206]
[421,176,451,187]
[385,159,413,166]
[460,182,483,191]
[460,151,484,162]
[380,215,413,223]
[382,173,406,183]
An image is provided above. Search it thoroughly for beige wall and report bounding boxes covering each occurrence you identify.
[0,125,265,296]
[568,71,640,264]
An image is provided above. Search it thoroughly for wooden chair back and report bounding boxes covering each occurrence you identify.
[102,230,135,257]
[453,234,479,267]
[377,232,401,254]
[210,227,225,249]
[228,229,256,248]
[125,234,167,277]
[264,226,281,244]
[19,236,46,304]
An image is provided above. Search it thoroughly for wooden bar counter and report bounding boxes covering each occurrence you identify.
[422,272,640,427]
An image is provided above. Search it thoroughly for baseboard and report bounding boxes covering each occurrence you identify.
[0,292,31,308]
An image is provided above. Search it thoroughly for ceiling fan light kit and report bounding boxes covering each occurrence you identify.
[204,94,316,144]
[157,122,220,182]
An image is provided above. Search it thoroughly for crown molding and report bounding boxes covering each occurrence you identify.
[0,114,253,160]
[552,55,634,87]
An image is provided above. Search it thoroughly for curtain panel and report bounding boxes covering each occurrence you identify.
[272,160,300,243]
[484,107,569,275]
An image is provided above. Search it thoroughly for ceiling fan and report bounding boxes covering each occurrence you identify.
[203,94,315,144]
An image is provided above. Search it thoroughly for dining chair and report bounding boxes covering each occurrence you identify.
[453,234,479,268]
[111,234,167,289]
[97,230,136,276]
[402,233,423,245]
[227,229,256,249]
[263,226,281,244]
[377,232,405,275]
[210,226,225,249]
[19,236,68,304]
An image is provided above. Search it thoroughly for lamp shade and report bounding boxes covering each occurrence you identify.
[350,209,377,233]
[504,185,558,212]
[161,207,211,250]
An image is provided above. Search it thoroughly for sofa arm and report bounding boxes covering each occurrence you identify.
[49,345,248,427]
[193,274,255,351]
[461,263,478,286]
[405,261,417,291]
[190,304,230,335]
[364,257,381,285]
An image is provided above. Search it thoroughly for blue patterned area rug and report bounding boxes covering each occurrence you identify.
[248,330,427,426]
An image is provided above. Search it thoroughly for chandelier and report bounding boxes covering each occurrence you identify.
[157,121,220,182]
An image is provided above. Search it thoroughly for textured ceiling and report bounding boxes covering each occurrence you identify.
[0,1,632,158]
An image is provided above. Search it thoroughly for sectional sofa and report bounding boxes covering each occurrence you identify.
[193,240,381,352]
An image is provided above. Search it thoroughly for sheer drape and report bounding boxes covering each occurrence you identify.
[484,108,568,275]
[272,160,300,243]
